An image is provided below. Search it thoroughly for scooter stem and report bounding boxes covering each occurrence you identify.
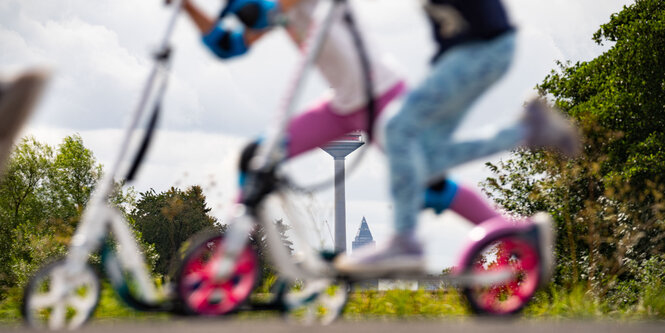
[213,205,255,281]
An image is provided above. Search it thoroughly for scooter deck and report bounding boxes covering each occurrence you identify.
[339,269,513,286]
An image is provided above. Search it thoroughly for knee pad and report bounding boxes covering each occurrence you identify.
[202,25,248,59]
[424,178,458,214]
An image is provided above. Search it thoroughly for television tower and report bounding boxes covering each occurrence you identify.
[320,133,364,253]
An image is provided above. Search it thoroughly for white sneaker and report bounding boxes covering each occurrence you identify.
[523,98,581,158]
[334,234,425,276]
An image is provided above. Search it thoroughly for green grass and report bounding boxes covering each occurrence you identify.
[344,289,468,318]
[524,284,665,320]
[0,287,23,325]
[92,282,169,322]
[524,286,608,318]
[3,282,665,325]
[344,284,665,320]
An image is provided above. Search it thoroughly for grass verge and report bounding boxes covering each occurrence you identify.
[3,283,665,325]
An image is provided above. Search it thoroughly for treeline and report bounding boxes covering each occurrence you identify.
[0,135,224,298]
[0,134,294,302]
[481,0,665,312]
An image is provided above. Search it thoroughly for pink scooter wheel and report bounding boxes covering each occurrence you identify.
[462,236,540,315]
[176,234,259,315]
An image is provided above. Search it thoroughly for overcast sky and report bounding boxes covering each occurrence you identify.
[1,0,632,270]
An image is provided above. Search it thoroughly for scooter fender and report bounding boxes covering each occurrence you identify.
[454,216,535,273]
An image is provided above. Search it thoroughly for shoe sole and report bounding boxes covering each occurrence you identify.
[335,256,426,278]
[524,99,581,158]
[531,212,555,287]
[0,70,49,173]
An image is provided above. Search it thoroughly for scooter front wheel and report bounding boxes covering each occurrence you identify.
[461,235,540,316]
[22,258,100,330]
[176,233,259,315]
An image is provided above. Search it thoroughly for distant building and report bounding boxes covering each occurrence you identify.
[352,217,377,290]
[352,216,375,251]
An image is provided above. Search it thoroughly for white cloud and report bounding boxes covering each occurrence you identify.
[505,0,629,61]
[3,0,634,132]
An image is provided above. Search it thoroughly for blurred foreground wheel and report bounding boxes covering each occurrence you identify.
[176,233,259,315]
[461,235,540,315]
[284,279,349,325]
[22,259,100,329]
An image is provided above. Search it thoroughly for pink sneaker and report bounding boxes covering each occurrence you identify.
[334,234,425,276]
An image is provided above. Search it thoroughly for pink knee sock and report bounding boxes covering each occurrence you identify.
[449,184,500,224]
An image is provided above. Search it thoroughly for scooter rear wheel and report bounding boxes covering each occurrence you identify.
[176,233,259,315]
[461,235,540,315]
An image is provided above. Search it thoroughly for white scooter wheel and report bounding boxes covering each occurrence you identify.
[22,258,100,329]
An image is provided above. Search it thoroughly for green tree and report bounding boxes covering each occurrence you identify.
[131,186,219,276]
[51,135,102,221]
[482,0,665,298]
[0,138,54,292]
[0,138,52,227]
[0,135,104,294]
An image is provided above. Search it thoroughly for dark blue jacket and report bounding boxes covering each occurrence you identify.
[426,0,513,61]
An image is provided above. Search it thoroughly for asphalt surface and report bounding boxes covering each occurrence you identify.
[3,318,665,333]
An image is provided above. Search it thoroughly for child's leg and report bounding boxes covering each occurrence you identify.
[421,126,524,174]
[285,81,405,158]
[417,32,520,177]
[385,32,516,235]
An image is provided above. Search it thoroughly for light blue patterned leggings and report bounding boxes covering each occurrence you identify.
[384,31,523,233]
